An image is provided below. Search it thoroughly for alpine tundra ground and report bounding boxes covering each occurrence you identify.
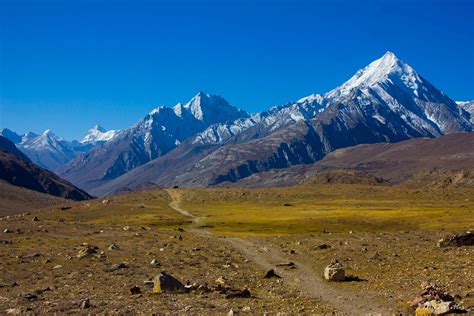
[0,182,473,314]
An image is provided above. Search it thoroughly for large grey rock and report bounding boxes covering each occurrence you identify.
[153,272,187,294]
[324,260,345,281]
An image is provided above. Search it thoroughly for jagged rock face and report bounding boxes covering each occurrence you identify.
[457,100,474,123]
[58,92,249,190]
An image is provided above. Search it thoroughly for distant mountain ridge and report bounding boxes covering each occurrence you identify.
[0,136,92,200]
[57,92,249,191]
[0,125,118,171]
[66,51,473,196]
[4,51,472,196]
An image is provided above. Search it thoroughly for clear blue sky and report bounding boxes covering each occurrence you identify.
[1,0,473,140]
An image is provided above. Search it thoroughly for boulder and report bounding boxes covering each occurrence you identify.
[324,260,345,281]
[437,231,473,247]
[153,272,187,294]
[416,300,465,315]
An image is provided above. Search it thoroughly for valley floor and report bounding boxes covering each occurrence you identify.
[0,183,473,314]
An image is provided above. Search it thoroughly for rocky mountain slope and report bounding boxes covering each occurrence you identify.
[58,92,249,191]
[87,52,473,195]
[0,136,92,200]
[229,132,474,188]
[0,180,67,216]
[457,101,474,123]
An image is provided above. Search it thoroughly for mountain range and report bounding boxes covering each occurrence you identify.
[2,51,473,196]
[0,125,118,171]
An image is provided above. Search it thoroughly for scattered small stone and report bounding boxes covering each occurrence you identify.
[32,216,39,221]
[264,269,281,279]
[324,259,345,281]
[215,276,226,284]
[153,271,187,293]
[143,279,154,288]
[107,262,128,272]
[60,206,72,211]
[225,288,251,299]
[315,243,331,250]
[0,239,13,244]
[416,300,465,315]
[150,259,160,267]
[102,199,109,204]
[77,245,98,258]
[108,243,119,251]
[3,228,13,234]
[123,226,130,231]
[283,203,293,206]
[412,282,467,314]
[71,298,90,309]
[53,265,62,269]
[276,262,296,268]
[242,306,251,312]
[177,227,185,232]
[19,293,38,301]
[130,286,141,295]
[196,284,212,293]
[437,231,473,247]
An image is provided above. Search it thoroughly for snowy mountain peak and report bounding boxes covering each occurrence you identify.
[326,51,422,99]
[91,125,106,133]
[81,125,118,144]
[297,93,325,105]
[173,102,183,117]
[182,92,248,123]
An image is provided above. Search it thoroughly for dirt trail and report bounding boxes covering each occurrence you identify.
[165,189,391,315]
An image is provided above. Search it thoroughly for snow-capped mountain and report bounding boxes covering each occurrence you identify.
[86,51,473,195]
[17,130,79,170]
[457,101,474,123]
[1,126,118,171]
[58,92,249,190]
[324,51,472,135]
[81,125,119,144]
[191,93,327,145]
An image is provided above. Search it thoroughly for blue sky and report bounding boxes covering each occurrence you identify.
[1,0,473,140]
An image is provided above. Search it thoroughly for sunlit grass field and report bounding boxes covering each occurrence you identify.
[177,184,474,236]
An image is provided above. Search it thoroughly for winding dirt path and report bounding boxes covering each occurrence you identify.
[165,189,391,315]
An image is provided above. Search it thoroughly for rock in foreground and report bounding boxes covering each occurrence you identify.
[324,260,345,281]
[153,272,187,294]
[437,231,473,247]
